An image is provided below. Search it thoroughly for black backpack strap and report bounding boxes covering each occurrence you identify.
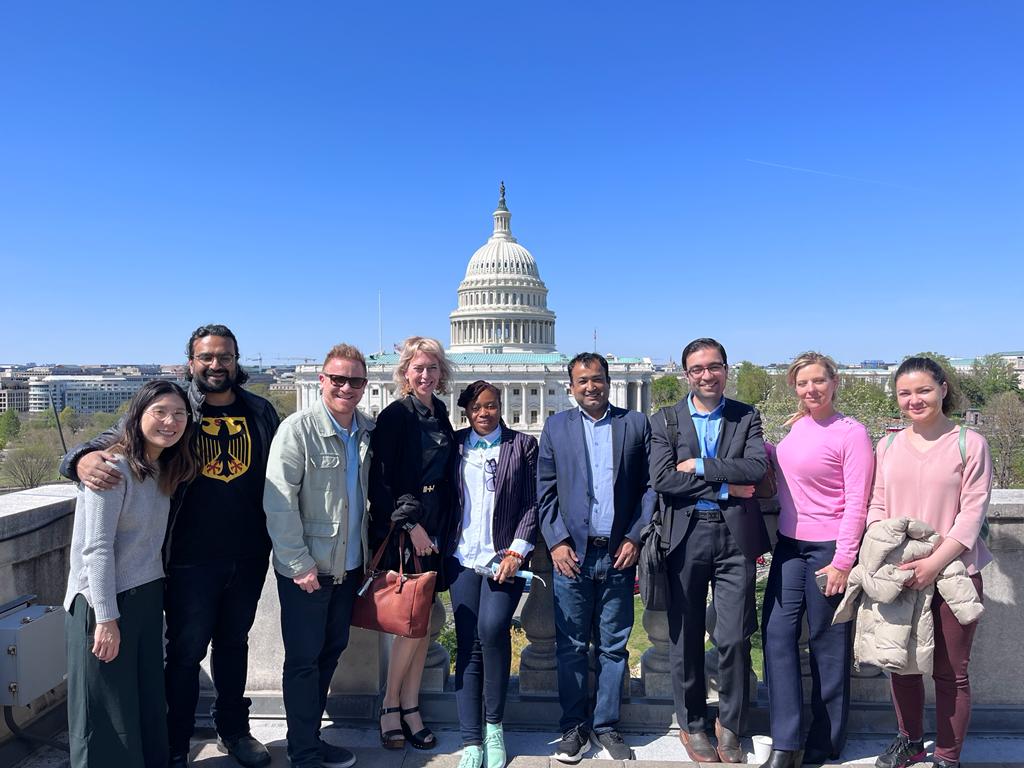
[661,405,679,460]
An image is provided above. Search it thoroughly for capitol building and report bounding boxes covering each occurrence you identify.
[296,185,654,434]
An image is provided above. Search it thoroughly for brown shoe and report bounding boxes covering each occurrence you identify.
[680,730,719,762]
[714,719,743,763]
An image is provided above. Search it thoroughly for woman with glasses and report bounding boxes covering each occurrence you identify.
[368,336,457,751]
[446,380,539,768]
[759,352,873,768]
[64,381,197,767]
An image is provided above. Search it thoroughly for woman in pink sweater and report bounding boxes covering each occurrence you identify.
[870,357,993,768]
[760,352,873,768]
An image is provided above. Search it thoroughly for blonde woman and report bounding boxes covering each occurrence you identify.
[368,336,456,750]
[759,353,873,768]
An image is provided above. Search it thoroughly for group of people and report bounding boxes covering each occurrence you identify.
[59,326,992,768]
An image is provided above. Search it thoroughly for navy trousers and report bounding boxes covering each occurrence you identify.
[447,558,525,746]
[762,534,851,755]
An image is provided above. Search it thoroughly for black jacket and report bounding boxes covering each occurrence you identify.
[58,382,280,565]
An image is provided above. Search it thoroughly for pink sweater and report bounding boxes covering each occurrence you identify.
[867,427,993,574]
[774,413,874,571]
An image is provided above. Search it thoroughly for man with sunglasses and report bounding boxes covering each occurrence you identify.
[59,324,280,768]
[649,338,770,764]
[263,343,373,768]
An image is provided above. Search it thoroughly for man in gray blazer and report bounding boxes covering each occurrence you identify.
[538,353,654,763]
[650,338,770,763]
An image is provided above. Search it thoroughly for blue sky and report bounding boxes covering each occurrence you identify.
[2,2,1021,367]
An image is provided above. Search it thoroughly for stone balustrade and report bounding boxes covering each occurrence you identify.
[2,485,1022,744]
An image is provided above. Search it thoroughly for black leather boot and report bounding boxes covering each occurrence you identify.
[759,749,802,768]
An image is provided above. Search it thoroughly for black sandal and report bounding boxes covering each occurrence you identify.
[379,706,405,749]
[400,706,437,750]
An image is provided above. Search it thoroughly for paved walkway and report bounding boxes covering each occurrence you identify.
[12,720,1024,768]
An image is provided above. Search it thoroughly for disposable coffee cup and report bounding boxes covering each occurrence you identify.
[752,734,773,762]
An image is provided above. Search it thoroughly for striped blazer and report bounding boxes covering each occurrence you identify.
[448,423,540,561]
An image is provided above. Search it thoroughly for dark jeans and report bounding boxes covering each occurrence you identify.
[277,570,359,767]
[552,544,635,734]
[891,572,983,763]
[67,580,167,768]
[447,558,526,746]
[762,535,851,754]
[667,515,757,734]
[164,556,268,756]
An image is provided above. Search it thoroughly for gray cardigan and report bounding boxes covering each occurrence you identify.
[63,456,170,623]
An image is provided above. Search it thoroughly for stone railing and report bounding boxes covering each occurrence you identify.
[2,486,1022,743]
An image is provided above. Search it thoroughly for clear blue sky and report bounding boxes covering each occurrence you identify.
[2,2,1021,367]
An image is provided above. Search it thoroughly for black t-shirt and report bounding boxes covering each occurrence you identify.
[168,396,271,565]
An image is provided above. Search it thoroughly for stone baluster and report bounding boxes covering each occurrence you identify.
[421,599,450,691]
[518,542,558,693]
[640,606,673,697]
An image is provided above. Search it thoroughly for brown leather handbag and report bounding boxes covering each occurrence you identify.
[351,526,436,639]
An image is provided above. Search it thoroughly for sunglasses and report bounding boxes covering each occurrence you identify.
[323,373,368,389]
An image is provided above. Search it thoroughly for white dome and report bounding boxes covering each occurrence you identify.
[449,184,557,353]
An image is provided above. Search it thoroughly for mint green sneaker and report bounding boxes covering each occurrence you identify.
[484,722,506,768]
[458,744,484,768]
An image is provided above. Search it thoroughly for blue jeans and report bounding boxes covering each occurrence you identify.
[277,570,359,768]
[164,556,268,756]
[552,545,635,734]
[762,535,851,754]
[447,558,525,746]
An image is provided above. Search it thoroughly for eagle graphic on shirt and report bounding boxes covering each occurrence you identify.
[197,416,251,482]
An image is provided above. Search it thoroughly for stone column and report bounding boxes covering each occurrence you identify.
[539,380,546,422]
[421,599,450,691]
[502,384,510,422]
[640,607,673,698]
[518,543,558,692]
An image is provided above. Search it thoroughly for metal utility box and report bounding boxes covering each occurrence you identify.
[0,596,67,706]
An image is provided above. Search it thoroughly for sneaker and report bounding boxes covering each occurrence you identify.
[595,729,634,760]
[933,761,959,768]
[319,739,357,768]
[875,733,926,768]
[484,722,507,768]
[553,725,591,763]
[458,745,484,768]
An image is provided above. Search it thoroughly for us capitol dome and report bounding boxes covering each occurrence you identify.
[448,182,557,353]
[296,184,653,432]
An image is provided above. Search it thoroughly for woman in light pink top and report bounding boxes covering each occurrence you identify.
[869,357,993,768]
[760,352,873,768]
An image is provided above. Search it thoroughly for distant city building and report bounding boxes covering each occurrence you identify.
[0,378,30,413]
[296,185,654,433]
[27,373,179,414]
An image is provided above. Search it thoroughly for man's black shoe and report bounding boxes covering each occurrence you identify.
[875,733,925,768]
[169,754,189,768]
[319,739,357,768]
[758,750,802,768]
[595,729,634,760]
[802,745,840,765]
[553,725,591,763]
[219,732,272,768]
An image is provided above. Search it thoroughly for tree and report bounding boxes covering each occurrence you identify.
[836,377,899,440]
[59,406,84,434]
[756,376,798,445]
[735,361,772,406]
[1,435,62,489]
[0,409,21,443]
[965,354,1021,407]
[651,374,683,412]
[979,391,1024,488]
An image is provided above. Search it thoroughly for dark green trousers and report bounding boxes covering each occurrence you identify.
[67,579,168,768]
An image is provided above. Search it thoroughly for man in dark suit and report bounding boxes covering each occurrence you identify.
[538,353,654,763]
[650,338,770,763]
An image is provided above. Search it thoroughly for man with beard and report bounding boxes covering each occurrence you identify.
[60,324,280,768]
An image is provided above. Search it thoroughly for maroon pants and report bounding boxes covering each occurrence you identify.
[890,573,983,763]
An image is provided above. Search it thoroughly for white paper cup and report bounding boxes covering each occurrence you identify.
[752,734,773,762]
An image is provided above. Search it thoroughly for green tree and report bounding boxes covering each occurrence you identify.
[966,354,1021,407]
[59,406,84,434]
[0,409,22,443]
[651,374,683,412]
[836,377,899,440]
[267,390,298,420]
[755,375,798,445]
[735,361,772,406]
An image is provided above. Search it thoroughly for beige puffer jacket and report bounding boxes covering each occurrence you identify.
[833,517,984,675]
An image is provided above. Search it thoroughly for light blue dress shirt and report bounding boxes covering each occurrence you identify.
[687,394,730,509]
[580,405,615,537]
[323,402,364,571]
